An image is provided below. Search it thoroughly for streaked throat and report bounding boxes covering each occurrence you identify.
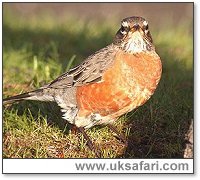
[122,31,154,54]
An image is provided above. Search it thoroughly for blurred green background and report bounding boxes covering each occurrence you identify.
[3,3,193,158]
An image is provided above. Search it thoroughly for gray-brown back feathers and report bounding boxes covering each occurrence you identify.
[3,44,119,123]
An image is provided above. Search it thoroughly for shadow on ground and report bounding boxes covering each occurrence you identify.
[3,23,114,71]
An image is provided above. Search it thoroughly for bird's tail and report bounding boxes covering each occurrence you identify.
[3,89,51,105]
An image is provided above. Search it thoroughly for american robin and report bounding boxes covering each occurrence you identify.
[3,16,162,157]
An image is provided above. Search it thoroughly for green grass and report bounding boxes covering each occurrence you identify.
[3,9,193,158]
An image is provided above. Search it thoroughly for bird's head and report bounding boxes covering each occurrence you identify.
[114,16,155,53]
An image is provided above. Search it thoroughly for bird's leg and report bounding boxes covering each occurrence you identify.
[107,124,127,146]
[77,127,101,158]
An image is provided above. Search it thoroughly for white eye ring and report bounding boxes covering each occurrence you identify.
[145,30,149,34]
[120,30,127,35]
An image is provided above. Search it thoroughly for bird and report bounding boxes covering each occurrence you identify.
[3,16,162,157]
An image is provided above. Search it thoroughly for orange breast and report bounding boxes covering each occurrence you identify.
[76,51,162,118]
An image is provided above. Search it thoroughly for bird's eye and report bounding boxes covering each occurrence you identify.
[144,24,149,30]
[120,26,129,35]
[142,20,149,34]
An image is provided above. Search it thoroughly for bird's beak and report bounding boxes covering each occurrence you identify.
[130,24,140,33]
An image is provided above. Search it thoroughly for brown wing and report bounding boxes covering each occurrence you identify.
[47,44,118,89]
